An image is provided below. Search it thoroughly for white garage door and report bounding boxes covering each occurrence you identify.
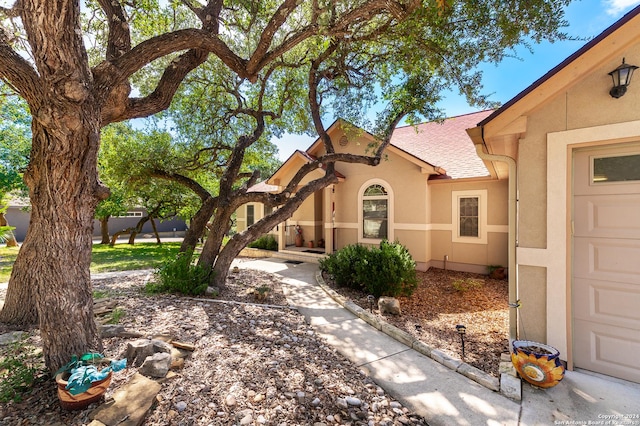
[573,143,640,383]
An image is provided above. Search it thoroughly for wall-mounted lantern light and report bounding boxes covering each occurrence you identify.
[608,58,638,98]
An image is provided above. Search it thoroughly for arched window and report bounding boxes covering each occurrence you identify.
[362,183,388,240]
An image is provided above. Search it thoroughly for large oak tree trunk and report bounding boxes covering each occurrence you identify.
[33,120,104,371]
[2,118,106,371]
[0,0,109,372]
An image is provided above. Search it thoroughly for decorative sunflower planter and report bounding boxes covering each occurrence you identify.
[511,340,565,388]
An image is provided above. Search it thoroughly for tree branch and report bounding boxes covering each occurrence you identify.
[93,29,247,90]
[0,34,42,105]
[96,0,131,61]
[150,169,211,202]
[102,48,209,123]
[245,0,303,74]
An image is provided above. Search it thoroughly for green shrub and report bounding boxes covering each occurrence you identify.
[248,234,278,251]
[356,240,418,297]
[0,338,43,403]
[319,243,369,290]
[320,241,418,297]
[147,250,209,296]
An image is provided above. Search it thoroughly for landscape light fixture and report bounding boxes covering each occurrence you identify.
[456,324,466,358]
[608,58,638,98]
[367,295,375,313]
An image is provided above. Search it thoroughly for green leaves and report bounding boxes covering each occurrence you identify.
[319,241,418,298]
[0,91,30,201]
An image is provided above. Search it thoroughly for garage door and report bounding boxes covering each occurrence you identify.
[573,143,640,383]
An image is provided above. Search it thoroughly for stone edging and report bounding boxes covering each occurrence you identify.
[315,271,510,395]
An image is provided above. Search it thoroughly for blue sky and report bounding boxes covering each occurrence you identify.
[273,0,640,160]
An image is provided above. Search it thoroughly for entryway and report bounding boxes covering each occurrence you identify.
[572,143,640,383]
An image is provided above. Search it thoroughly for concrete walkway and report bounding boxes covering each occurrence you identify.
[235,257,640,426]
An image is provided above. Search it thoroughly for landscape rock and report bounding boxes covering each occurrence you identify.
[0,331,27,346]
[346,396,362,406]
[139,352,172,378]
[378,296,401,315]
[90,373,161,426]
[122,338,173,367]
[99,324,124,337]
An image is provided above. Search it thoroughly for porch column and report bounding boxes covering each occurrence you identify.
[323,185,335,254]
[278,219,287,251]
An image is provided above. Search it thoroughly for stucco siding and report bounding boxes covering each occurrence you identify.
[514,51,640,354]
[517,99,565,249]
[394,229,428,270]
[428,179,508,270]
[517,265,547,343]
[332,147,430,263]
[565,50,640,130]
[487,232,508,267]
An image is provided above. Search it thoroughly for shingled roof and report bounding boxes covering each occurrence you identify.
[390,110,494,180]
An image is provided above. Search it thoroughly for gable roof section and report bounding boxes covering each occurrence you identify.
[253,111,495,193]
[478,5,640,131]
[247,180,279,193]
[304,118,447,177]
[391,110,494,179]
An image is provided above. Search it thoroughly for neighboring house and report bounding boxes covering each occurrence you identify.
[238,110,509,275]
[5,200,187,242]
[466,6,640,384]
[4,197,30,242]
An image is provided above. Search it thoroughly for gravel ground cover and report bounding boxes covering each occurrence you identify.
[0,263,429,426]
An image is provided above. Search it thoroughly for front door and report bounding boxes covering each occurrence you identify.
[573,143,640,383]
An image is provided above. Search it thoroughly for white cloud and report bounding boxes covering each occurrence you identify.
[605,0,640,16]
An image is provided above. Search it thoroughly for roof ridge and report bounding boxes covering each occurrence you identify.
[394,109,495,130]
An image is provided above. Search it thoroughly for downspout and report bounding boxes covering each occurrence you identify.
[474,140,519,342]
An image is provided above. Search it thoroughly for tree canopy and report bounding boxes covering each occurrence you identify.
[0,0,572,372]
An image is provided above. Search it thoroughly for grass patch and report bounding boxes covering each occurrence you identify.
[0,246,20,282]
[106,307,125,324]
[93,290,110,299]
[0,242,183,282]
[90,242,182,273]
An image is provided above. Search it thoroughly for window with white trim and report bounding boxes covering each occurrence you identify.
[452,190,487,244]
[459,197,479,237]
[358,180,394,242]
[363,184,388,239]
[247,205,255,226]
